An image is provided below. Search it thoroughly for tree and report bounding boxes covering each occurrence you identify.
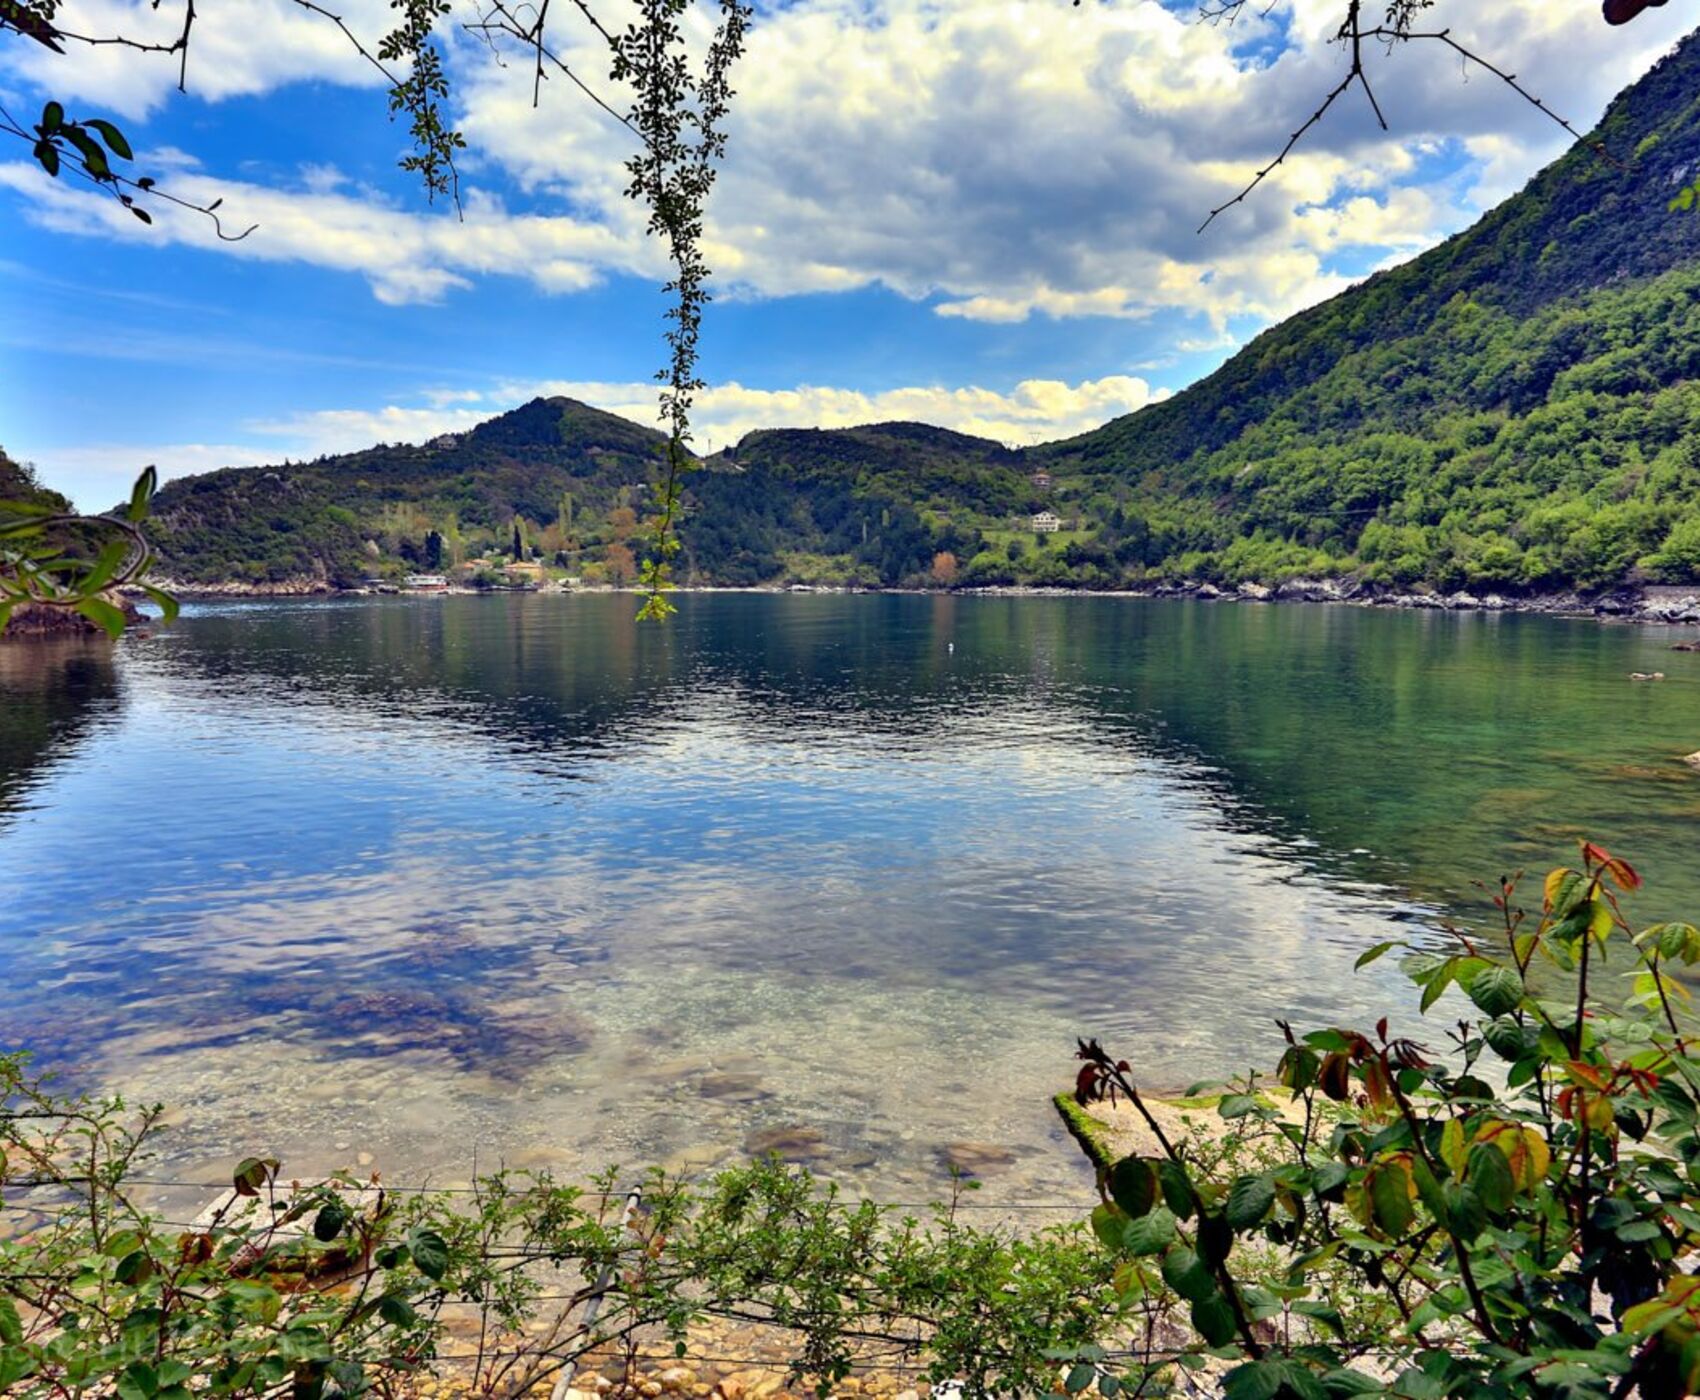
[424,529,443,570]
[931,550,958,587]
[604,541,637,585]
[608,505,640,538]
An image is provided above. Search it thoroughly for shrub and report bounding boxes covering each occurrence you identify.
[1074,841,1700,1399]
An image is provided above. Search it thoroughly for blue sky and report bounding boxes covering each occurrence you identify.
[1,0,1693,507]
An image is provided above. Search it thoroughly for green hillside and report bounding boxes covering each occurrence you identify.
[151,398,671,585]
[143,30,1700,596]
[1028,31,1700,593]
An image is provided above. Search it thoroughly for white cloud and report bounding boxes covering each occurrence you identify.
[248,375,1171,456]
[3,0,394,117]
[1,0,1692,332]
[0,161,648,306]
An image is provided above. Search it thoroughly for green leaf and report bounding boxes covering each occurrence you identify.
[1109,1157,1159,1219]
[1160,1245,1216,1304]
[1466,965,1523,1017]
[128,466,157,522]
[1122,1206,1177,1256]
[114,1249,155,1286]
[82,538,130,595]
[40,101,63,132]
[141,584,179,624]
[1224,1361,1284,1400]
[1218,1093,1261,1119]
[232,1156,278,1198]
[116,1361,157,1400]
[1321,1370,1385,1396]
[86,118,133,160]
[1225,1174,1275,1230]
[0,1295,21,1346]
[1368,1162,1414,1237]
[313,1202,348,1242]
[1191,1290,1238,1347]
[1156,1157,1195,1219]
[1441,1182,1487,1243]
[1483,1015,1531,1062]
[1410,1155,1447,1220]
[1292,1299,1346,1338]
[1311,1160,1349,1199]
[407,1225,449,1281]
[1090,1203,1127,1249]
[1064,1364,1096,1394]
[1466,1142,1514,1215]
[1196,1211,1233,1267]
[1355,940,1400,970]
[63,126,110,179]
[376,1293,418,1328]
[74,595,127,639]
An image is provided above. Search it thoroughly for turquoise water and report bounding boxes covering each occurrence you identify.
[1,594,1697,1199]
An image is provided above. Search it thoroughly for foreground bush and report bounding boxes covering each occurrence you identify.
[1077,841,1700,1399]
[6,840,1700,1398]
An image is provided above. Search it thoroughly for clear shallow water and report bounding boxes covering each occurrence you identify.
[2,594,1698,1202]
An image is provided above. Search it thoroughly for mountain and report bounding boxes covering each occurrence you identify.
[1027,31,1700,592]
[150,399,671,585]
[145,30,1700,595]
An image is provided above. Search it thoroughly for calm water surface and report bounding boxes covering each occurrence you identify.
[2,594,1698,1201]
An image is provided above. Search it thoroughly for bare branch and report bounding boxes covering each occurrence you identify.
[464,0,641,139]
[1199,1,1608,233]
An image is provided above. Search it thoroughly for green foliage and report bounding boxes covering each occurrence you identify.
[1074,840,1700,1398]
[0,1056,1138,1400]
[0,455,174,637]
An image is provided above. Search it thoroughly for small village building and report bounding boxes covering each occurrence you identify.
[1030,469,1053,491]
[1031,510,1061,534]
[404,574,448,590]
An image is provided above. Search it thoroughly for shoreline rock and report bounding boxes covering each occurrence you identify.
[0,595,144,641]
[142,576,1700,626]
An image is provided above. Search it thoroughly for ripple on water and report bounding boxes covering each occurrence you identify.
[5,594,1697,1199]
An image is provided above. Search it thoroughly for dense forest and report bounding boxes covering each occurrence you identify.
[85,30,1700,595]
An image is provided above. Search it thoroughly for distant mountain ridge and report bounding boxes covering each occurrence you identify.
[145,28,1700,594]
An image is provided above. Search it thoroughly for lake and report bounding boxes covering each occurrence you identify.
[2,593,1697,1203]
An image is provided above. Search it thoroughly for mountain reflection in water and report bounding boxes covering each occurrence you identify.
[2,593,1696,1200]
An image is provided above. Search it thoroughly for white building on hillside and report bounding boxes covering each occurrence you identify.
[1031,510,1061,534]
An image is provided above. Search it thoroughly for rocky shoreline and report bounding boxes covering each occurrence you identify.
[150,576,1700,625]
[0,595,144,640]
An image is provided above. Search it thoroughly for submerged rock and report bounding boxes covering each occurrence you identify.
[743,1125,831,1163]
[698,1071,769,1101]
[935,1141,1018,1177]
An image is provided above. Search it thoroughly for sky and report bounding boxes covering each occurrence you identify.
[0,0,1694,509]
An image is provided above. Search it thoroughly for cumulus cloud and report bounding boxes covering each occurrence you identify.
[0,161,647,306]
[2,0,394,117]
[248,375,1171,457]
[1,0,1692,330]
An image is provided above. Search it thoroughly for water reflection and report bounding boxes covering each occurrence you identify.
[0,638,122,815]
[1,594,1696,1199]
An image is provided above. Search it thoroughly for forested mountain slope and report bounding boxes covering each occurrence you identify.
[139,28,1700,594]
[1032,30,1700,591]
